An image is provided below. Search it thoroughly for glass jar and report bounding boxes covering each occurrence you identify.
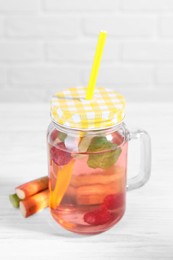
[47,120,151,235]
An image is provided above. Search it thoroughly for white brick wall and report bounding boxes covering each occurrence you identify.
[81,65,154,85]
[46,41,119,62]
[0,17,4,36]
[43,0,119,12]
[6,16,80,38]
[0,0,39,12]
[83,15,155,37]
[0,42,44,61]
[121,0,173,11]
[123,42,173,61]
[160,16,173,37]
[0,0,173,102]
[9,66,81,86]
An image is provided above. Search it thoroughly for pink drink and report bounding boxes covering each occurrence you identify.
[48,128,128,235]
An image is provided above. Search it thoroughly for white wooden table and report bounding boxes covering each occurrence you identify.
[0,103,173,260]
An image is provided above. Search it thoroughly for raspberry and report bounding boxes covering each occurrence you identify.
[112,132,124,146]
[104,193,125,210]
[84,206,113,225]
[50,143,72,166]
[50,129,59,142]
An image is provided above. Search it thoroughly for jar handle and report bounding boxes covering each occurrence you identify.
[127,129,151,190]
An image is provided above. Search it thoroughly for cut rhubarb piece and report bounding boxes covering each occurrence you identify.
[9,193,20,208]
[84,206,113,225]
[70,166,124,187]
[104,193,125,210]
[73,173,113,187]
[64,135,80,152]
[50,143,72,166]
[58,132,67,142]
[75,180,124,205]
[76,193,104,205]
[78,136,93,152]
[16,176,48,200]
[20,189,49,218]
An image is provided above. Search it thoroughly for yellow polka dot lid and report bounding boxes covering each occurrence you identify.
[50,86,126,130]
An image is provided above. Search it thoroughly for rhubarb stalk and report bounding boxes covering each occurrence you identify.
[20,189,49,218]
[16,176,48,199]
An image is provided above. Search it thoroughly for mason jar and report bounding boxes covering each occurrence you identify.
[47,87,151,235]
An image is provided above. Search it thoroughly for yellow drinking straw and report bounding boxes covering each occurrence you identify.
[86,31,107,100]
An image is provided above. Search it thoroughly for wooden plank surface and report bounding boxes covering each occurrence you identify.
[0,103,173,260]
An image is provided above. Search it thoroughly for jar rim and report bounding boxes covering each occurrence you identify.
[51,116,127,138]
[48,120,128,150]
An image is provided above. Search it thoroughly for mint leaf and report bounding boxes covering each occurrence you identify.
[87,137,115,152]
[87,148,122,169]
[87,136,122,169]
